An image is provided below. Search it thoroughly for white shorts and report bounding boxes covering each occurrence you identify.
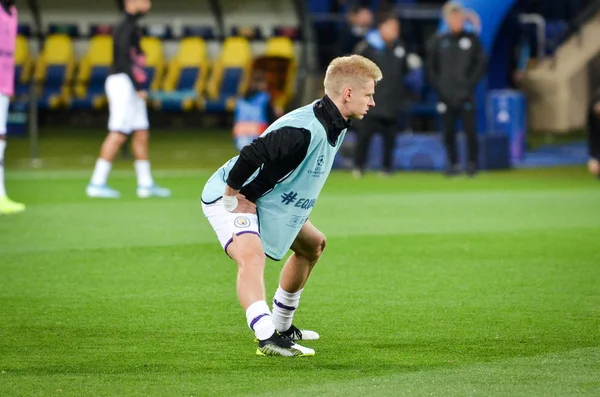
[202,199,260,253]
[106,73,149,134]
[0,93,9,135]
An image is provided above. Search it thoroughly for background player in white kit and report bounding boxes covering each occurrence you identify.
[0,0,25,215]
[86,0,170,199]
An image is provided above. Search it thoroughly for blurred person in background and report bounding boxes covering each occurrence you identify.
[587,91,600,178]
[233,71,280,151]
[335,3,374,57]
[426,1,487,177]
[86,0,170,199]
[0,0,25,215]
[352,12,422,177]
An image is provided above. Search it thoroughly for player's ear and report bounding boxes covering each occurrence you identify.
[343,87,352,102]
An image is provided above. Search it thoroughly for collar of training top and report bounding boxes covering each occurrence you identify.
[124,12,141,21]
[1,1,13,14]
[314,95,351,146]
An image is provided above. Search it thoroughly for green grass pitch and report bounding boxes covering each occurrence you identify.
[1,130,599,396]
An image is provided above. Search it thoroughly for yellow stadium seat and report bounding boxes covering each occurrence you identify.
[140,36,165,91]
[71,35,113,109]
[205,37,253,112]
[265,36,295,59]
[14,35,32,97]
[154,37,208,111]
[264,36,296,109]
[33,33,75,109]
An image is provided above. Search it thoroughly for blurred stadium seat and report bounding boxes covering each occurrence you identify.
[88,24,114,37]
[272,26,302,41]
[205,37,252,112]
[14,35,33,98]
[70,35,112,109]
[33,34,75,109]
[263,36,296,109]
[48,23,80,38]
[153,37,209,111]
[265,36,294,60]
[230,26,264,41]
[142,24,174,40]
[410,84,439,118]
[140,36,166,92]
[17,24,31,37]
[182,26,216,40]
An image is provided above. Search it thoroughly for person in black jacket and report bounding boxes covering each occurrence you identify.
[335,4,373,57]
[87,0,170,199]
[352,12,421,177]
[426,1,487,176]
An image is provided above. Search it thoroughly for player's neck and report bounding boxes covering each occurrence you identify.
[330,97,350,121]
[124,6,138,17]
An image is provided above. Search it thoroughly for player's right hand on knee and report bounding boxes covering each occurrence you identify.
[137,90,148,100]
[232,194,257,214]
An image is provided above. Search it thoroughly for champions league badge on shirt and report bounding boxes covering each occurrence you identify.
[307,155,326,178]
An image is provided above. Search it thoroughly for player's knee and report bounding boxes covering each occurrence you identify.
[133,133,148,146]
[132,138,146,151]
[318,234,326,255]
[588,158,600,176]
[236,251,266,271]
[106,135,127,151]
[308,233,326,263]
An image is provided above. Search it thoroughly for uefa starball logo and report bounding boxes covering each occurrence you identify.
[307,155,325,178]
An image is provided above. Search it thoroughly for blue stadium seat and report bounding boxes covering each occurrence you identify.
[152,37,207,111]
[13,35,32,98]
[17,24,31,37]
[48,23,80,38]
[409,83,441,130]
[40,65,69,108]
[33,34,75,109]
[70,35,112,109]
[71,66,111,109]
[139,36,165,92]
[182,26,216,40]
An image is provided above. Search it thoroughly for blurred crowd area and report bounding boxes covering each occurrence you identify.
[6,0,600,136]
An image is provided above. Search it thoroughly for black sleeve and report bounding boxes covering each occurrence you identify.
[113,21,139,90]
[425,35,440,91]
[467,35,487,89]
[226,127,311,189]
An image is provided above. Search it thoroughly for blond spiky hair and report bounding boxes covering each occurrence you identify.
[323,55,383,97]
